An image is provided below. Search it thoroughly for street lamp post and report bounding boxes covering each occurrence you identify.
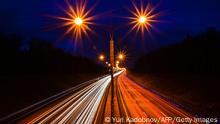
[109,34,115,119]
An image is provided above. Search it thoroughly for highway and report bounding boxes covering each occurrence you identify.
[0,71,122,124]
[95,70,198,124]
[1,70,199,124]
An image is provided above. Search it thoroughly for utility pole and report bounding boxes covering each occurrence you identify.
[109,33,114,121]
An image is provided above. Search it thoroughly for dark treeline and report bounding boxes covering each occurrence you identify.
[132,28,220,116]
[0,33,106,117]
[135,28,220,74]
[0,33,105,75]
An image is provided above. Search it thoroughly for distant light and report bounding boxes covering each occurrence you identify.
[116,60,120,64]
[74,17,83,26]
[108,63,111,67]
[138,16,147,24]
[99,54,105,61]
[118,54,124,60]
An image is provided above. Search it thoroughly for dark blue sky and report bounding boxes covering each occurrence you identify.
[0,0,220,60]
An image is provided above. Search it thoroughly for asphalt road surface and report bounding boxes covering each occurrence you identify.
[1,69,201,124]
[94,70,199,124]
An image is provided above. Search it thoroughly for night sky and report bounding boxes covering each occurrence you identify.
[0,0,220,60]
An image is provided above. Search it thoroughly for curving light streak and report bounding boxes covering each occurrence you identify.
[25,71,124,124]
[116,72,195,123]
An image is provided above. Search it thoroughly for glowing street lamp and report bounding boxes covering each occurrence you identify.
[118,53,124,60]
[51,0,96,41]
[138,16,147,24]
[74,17,83,26]
[116,60,120,64]
[99,54,105,61]
[128,1,160,34]
[108,63,111,67]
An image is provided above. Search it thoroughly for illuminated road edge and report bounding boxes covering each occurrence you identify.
[0,71,123,124]
[25,71,123,124]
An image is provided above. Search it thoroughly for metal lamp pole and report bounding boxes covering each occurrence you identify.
[109,33,115,121]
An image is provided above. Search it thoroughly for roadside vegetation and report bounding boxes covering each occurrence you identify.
[129,28,220,117]
[0,33,106,117]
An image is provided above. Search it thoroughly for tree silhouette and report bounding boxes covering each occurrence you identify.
[0,33,105,75]
[135,28,220,74]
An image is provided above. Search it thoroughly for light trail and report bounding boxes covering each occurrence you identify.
[16,71,123,124]
[95,70,199,124]
[114,71,198,124]
[1,70,200,124]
